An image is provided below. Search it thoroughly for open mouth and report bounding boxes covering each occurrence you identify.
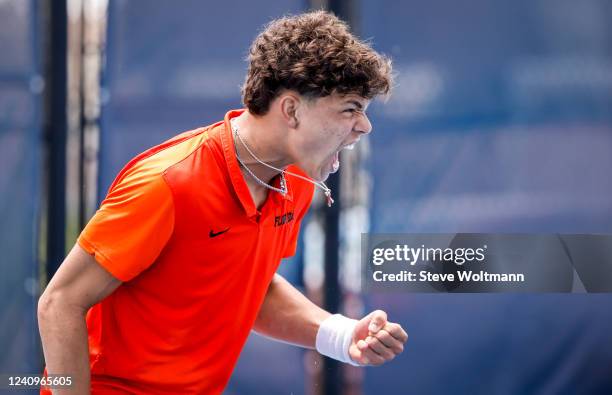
[330,141,359,174]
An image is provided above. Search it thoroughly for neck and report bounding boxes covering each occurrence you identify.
[232,111,292,187]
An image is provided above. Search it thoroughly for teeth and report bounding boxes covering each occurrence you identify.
[343,144,355,150]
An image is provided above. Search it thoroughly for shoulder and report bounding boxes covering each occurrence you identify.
[105,127,213,198]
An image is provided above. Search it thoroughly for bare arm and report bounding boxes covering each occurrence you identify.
[38,243,121,394]
[253,273,330,349]
[253,273,408,366]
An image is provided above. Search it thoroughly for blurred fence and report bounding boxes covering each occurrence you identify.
[0,0,43,389]
[363,1,612,394]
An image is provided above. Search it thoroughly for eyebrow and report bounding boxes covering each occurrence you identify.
[344,100,364,110]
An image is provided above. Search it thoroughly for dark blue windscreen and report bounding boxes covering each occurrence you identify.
[362,1,612,394]
[0,0,43,389]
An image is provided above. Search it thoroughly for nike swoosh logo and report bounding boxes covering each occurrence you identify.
[209,228,230,238]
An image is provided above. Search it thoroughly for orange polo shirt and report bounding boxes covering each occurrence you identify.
[43,110,314,394]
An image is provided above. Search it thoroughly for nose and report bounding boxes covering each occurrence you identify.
[356,113,373,135]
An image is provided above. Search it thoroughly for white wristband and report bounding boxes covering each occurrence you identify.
[316,314,360,366]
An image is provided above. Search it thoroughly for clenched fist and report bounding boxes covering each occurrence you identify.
[349,310,408,366]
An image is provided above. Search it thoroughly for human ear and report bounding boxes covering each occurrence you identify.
[279,93,300,128]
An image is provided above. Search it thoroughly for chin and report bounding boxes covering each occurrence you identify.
[311,167,331,182]
[312,174,329,183]
[297,160,335,182]
[303,170,324,182]
[320,170,334,182]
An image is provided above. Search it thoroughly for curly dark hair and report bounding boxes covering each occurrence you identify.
[241,10,393,115]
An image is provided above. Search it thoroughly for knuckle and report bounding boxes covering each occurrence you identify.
[377,329,391,341]
[388,325,402,337]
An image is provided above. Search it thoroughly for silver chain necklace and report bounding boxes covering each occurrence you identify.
[231,118,335,206]
[232,119,288,195]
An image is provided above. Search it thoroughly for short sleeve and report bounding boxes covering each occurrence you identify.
[78,167,175,282]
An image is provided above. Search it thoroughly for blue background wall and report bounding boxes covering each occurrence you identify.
[0,1,43,391]
[362,1,612,394]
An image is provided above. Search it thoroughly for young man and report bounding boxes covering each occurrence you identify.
[38,10,407,394]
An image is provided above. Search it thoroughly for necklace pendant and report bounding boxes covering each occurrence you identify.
[280,174,287,195]
[325,190,334,207]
